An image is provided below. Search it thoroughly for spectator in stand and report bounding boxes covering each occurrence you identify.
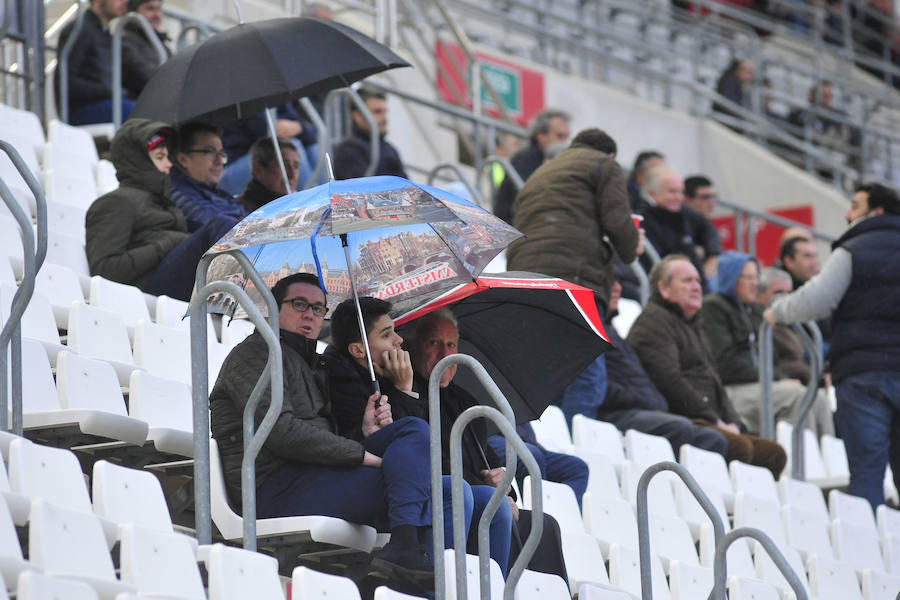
[639,166,719,289]
[237,138,300,213]
[765,183,900,508]
[219,105,318,196]
[333,87,408,180]
[506,128,641,427]
[787,81,859,150]
[170,122,246,232]
[700,251,834,437]
[597,282,729,457]
[714,58,754,117]
[408,310,568,582]
[628,255,787,477]
[121,0,172,99]
[85,119,235,301]
[779,234,820,290]
[683,174,724,286]
[683,175,717,219]
[56,0,130,125]
[757,267,814,386]
[210,274,434,582]
[301,2,334,19]
[626,150,664,210]
[493,108,571,224]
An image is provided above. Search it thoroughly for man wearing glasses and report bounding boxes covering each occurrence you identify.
[210,273,435,582]
[170,122,247,231]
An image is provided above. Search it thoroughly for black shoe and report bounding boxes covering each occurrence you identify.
[370,542,434,583]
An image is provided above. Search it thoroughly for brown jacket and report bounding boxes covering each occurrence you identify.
[627,295,745,428]
[506,143,638,309]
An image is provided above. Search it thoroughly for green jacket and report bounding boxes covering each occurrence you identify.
[85,118,188,288]
[506,143,638,309]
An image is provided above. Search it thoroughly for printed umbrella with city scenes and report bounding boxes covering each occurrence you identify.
[202,175,523,394]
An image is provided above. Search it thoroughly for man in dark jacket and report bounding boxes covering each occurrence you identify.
[121,0,171,98]
[56,0,132,125]
[85,118,234,301]
[237,138,300,213]
[507,128,641,427]
[765,183,900,508]
[170,122,246,232]
[210,273,434,580]
[492,108,571,224]
[700,251,833,437]
[333,88,407,180]
[598,282,728,457]
[628,255,786,477]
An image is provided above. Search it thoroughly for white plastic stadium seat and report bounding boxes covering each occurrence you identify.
[730,460,780,506]
[753,540,810,596]
[582,491,638,556]
[0,494,37,585]
[777,421,828,482]
[514,568,570,599]
[128,371,194,458]
[559,530,609,594]
[522,477,584,534]
[206,543,285,600]
[132,320,191,385]
[118,524,205,600]
[727,577,782,600]
[34,261,85,329]
[779,477,829,524]
[0,215,24,279]
[679,443,735,512]
[608,543,671,600]
[0,285,65,366]
[442,550,504,600]
[733,492,787,547]
[619,460,679,519]
[571,415,626,471]
[829,489,878,535]
[47,120,100,166]
[648,513,699,573]
[17,571,98,600]
[668,561,712,600]
[89,276,152,339]
[155,294,218,344]
[832,518,884,575]
[821,434,851,484]
[530,405,573,453]
[862,569,900,600]
[698,521,756,578]
[672,477,729,539]
[576,583,634,600]
[67,303,141,386]
[624,429,676,473]
[579,450,623,500]
[220,317,257,350]
[783,504,835,560]
[44,232,90,279]
[807,554,863,600]
[91,461,177,534]
[291,566,361,600]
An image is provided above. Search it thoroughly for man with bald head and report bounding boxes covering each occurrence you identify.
[639,166,720,288]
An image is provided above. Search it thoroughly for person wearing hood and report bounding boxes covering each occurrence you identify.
[332,87,408,180]
[85,118,235,301]
[627,255,786,478]
[764,183,900,508]
[701,252,834,438]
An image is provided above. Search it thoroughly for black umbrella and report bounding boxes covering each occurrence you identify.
[395,272,613,424]
[130,17,409,125]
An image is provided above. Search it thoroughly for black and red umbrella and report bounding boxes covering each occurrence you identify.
[394,271,613,423]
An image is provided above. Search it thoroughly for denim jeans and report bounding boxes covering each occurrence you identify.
[556,303,607,428]
[835,371,900,509]
[469,484,512,575]
[69,99,135,125]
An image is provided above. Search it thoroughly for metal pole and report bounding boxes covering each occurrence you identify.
[757,320,775,440]
[711,528,808,600]
[264,109,292,194]
[789,322,822,481]
[111,12,168,129]
[426,163,483,207]
[58,0,88,124]
[298,97,327,189]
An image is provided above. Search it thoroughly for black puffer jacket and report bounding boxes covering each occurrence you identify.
[210,330,365,501]
[85,118,188,289]
[121,21,172,98]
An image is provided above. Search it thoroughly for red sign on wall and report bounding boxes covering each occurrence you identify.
[712,204,814,266]
[435,40,545,127]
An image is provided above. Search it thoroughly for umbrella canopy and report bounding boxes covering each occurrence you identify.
[130,17,409,125]
[203,176,523,317]
[394,272,613,424]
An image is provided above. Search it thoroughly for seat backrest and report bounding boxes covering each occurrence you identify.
[582,491,638,556]
[782,504,835,560]
[46,200,87,243]
[0,284,61,346]
[206,543,284,600]
[779,477,829,524]
[608,543,671,600]
[67,302,133,364]
[861,568,900,600]
[132,320,191,385]
[831,518,883,574]
[291,566,361,600]
[820,435,851,481]
[575,583,634,600]
[698,521,756,578]
[220,317,256,349]
[44,171,98,212]
[877,504,900,539]
[776,421,827,480]
[624,429,676,472]
[571,415,625,466]
[28,498,116,582]
[119,523,205,600]
[727,577,783,600]
[829,489,877,535]
[882,532,900,575]
[0,257,14,286]
[522,477,584,534]
[559,530,609,594]
[155,294,218,344]
[730,460,780,506]
[733,492,787,547]
[92,460,172,531]
[44,232,90,277]
[17,571,98,600]
[668,561,713,600]
[530,405,572,452]
[8,439,93,514]
[95,159,118,194]
[619,460,679,519]
[579,451,623,500]
[442,550,504,600]
[753,540,809,595]
[128,370,192,432]
[55,351,127,414]
[679,443,733,497]
[9,338,59,414]
[0,489,24,563]
[649,513,699,571]
[672,477,730,537]
[89,276,151,332]
[47,120,100,165]
[514,568,570,600]
[208,438,243,540]
[0,104,46,152]
[806,554,863,600]
[35,261,85,317]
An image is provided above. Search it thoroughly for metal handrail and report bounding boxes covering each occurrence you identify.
[110,12,168,128]
[0,140,48,436]
[635,462,725,600]
[474,155,524,201]
[175,23,213,51]
[715,196,837,245]
[426,163,483,206]
[630,261,651,306]
[758,319,775,440]
[428,353,540,600]
[57,0,88,124]
[788,321,823,481]
[190,250,281,546]
[308,87,379,186]
[712,528,808,599]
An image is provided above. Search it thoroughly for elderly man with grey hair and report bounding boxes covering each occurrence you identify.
[638,165,721,289]
[493,108,571,224]
[757,267,815,386]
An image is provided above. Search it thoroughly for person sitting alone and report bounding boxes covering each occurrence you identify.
[237,138,301,213]
[85,118,235,301]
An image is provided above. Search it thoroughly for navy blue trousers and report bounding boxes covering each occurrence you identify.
[256,417,431,531]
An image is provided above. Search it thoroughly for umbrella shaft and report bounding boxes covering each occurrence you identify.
[341,234,381,399]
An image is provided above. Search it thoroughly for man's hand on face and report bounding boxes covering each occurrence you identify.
[374,349,414,392]
[362,391,393,437]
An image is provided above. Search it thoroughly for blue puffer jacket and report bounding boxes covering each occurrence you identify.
[169,167,246,232]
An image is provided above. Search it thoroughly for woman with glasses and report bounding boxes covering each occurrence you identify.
[169,122,248,232]
[85,118,236,301]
